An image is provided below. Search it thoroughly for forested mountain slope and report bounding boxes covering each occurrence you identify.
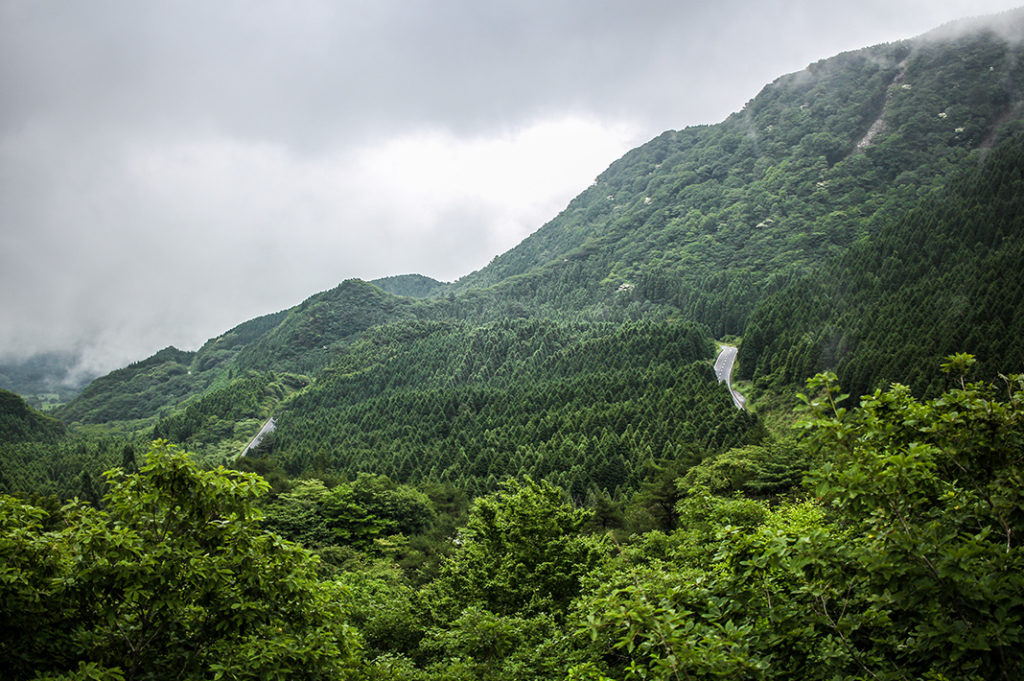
[54,309,289,425]
[48,9,1024,469]
[255,318,758,496]
[6,371,1023,680]
[449,15,1024,337]
[739,129,1024,397]
[55,280,433,426]
[370,273,447,298]
[0,390,65,444]
[55,346,199,424]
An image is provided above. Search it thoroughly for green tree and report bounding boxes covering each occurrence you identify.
[431,477,607,619]
[800,365,1024,679]
[572,363,1024,680]
[0,441,361,681]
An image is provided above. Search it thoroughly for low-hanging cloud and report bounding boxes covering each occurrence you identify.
[1,113,640,372]
[2,0,1021,376]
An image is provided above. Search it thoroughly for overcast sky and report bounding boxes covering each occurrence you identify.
[2,0,1021,377]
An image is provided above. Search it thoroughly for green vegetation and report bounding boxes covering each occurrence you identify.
[3,12,1024,680]
[740,125,1024,397]
[54,347,203,425]
[0,442,359,680]
[444,26,1023,341]
[3,366,1022,679]
[152,371,309,462]
[263,318,756,497]
[0,437,134,501]
[52,309,294,428]
[0,389,66,444]
[371,274,447,298]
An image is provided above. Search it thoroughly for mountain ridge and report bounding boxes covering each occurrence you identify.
[43,8,1024,453]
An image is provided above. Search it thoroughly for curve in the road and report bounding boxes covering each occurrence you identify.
[714,345,746,410]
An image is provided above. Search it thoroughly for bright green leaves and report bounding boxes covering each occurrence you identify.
[803,367,1024,678]
[404,478,606,679]
[419,607,566,679]
[0,494,75,677]
[261,473,437,553]
[0,440,360,681]
[432,478,608,620]
[940,351,977,387]
[573,367,1024,680]
[573,492,857,680]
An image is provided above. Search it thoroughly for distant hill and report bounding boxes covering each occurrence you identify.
[55,347,199,424]
[0,389,66,443]
[54,306,290,425]
[371,273,447,298]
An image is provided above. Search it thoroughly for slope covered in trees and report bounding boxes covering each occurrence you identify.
[53,281,430,427]
[739,125,1024,397]
[151,371,309,462]
[259,319,757,496]
[447,18,1024,338]
[0,389,65,444]
[370,273,447,298]
[54,347,200,425]
[52,310,293,426]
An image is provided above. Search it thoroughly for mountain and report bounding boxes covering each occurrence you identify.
[0,389,66,444]
[448,13,1024,332]
[54,310,289,425]
[46,9,1024,485]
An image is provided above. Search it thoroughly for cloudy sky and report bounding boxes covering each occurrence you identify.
[2,0,1021,377]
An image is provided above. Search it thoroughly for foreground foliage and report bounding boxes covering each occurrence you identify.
[570,366,1024,680]
[0,441,359,681]
[5,364,1021,679]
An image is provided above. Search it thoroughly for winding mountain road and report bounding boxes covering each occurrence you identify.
[714,345,746,410]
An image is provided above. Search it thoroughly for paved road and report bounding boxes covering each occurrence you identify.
[240,417,276,457]
[714,345,746,410]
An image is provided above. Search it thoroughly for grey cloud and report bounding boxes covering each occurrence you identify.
[2,0,1022,376]
[7,1,999,143]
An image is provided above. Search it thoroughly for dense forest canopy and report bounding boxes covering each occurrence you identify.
[2,10,1024,680]
[3,367,1022,679]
